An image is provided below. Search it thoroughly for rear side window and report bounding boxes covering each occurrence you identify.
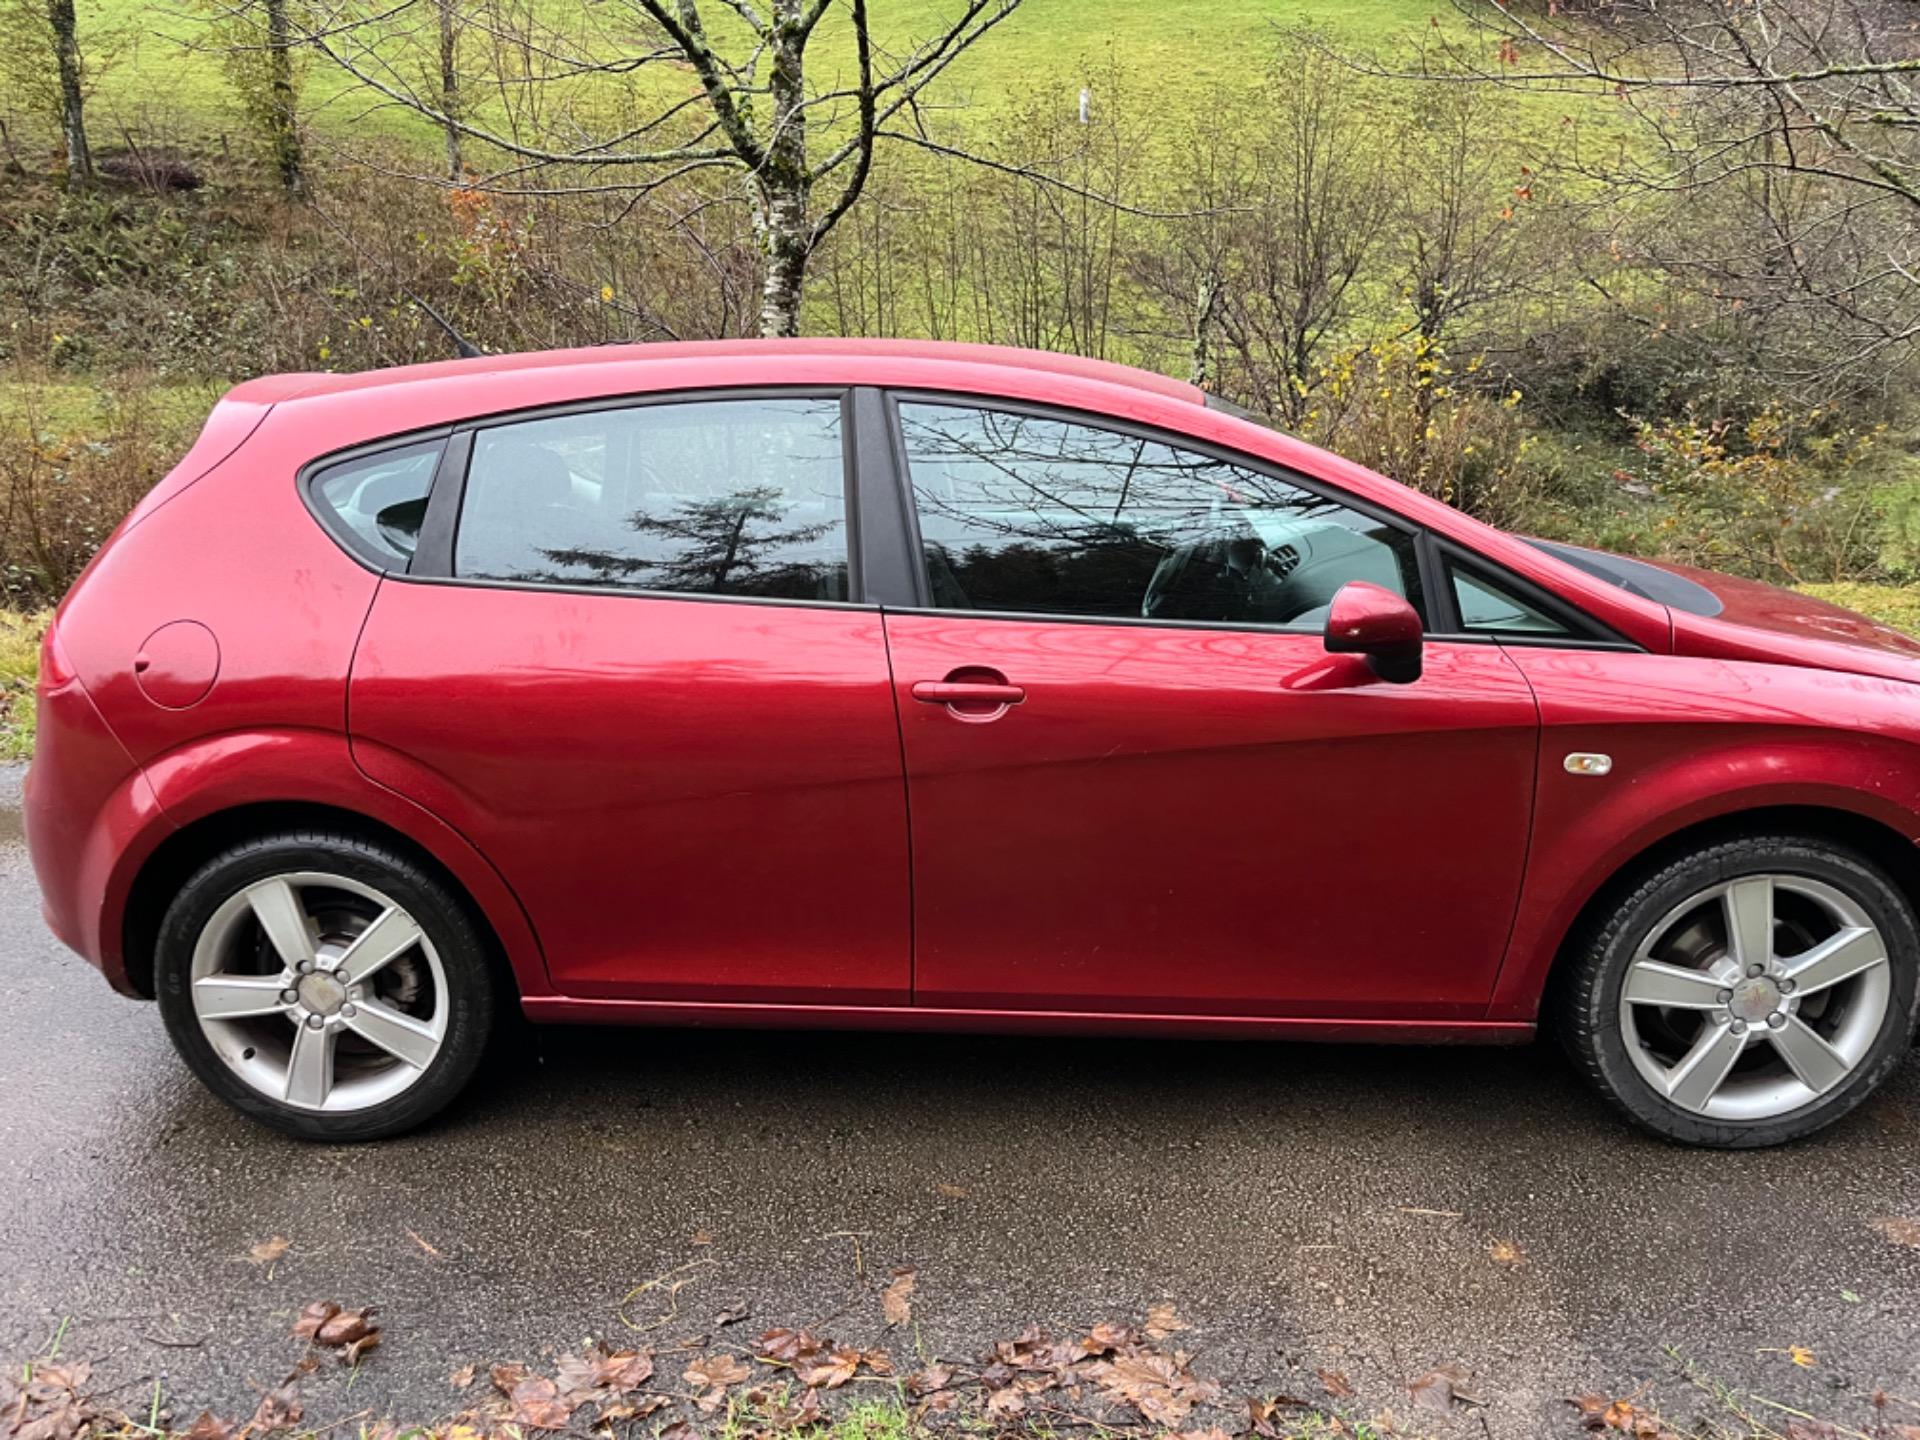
[309,442,443,570]
[454,398,851,602]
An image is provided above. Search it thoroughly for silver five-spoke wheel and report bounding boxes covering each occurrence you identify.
[1619,873,1891,1122]
[190,872,448,1112]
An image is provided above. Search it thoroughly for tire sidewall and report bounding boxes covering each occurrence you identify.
[154,833,495,1142]
[1573,837,1920,1148]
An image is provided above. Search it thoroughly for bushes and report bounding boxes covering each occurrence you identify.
[0,377,203,606]
[1617,408,1888,585]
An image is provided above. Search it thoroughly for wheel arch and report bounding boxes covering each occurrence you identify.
[1528,803,1920,1027]
[121,800,523,1001]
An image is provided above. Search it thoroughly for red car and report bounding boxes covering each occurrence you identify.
[24,339,1920,1145]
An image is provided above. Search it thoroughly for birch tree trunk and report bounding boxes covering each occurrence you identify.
[47,0,91,189]
[264,0,303,194]
[438,0,461,179]
[756,0,813,338]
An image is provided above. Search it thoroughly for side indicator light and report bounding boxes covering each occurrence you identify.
[1564,752,1613,777]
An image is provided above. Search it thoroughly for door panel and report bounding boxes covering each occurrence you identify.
[351,583,910,1004]
[885,613,1540,1018]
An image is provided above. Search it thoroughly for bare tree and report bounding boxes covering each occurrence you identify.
[48,0,90,187]
[435,0,460,178]
[302,0,1023,336]
[1,0,99,187]
[1342,0,1920,398]
[1172,44,1393,425]
[201,0,306,193]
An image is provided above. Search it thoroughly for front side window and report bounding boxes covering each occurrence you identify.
[454,398,851,601]
[897,402,1421,628]
[310,441,442,569]
[1449,561,1573,637]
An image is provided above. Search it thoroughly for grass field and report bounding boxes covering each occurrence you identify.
[49,0,1526,156]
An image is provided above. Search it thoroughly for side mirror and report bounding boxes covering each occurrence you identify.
[1323,581,1423,684]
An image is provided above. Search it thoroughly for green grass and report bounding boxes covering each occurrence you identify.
[47,0,1555,160]
[0,611,48,762]
[1802,583,1920,636]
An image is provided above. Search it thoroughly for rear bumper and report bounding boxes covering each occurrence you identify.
[24,632,166,995]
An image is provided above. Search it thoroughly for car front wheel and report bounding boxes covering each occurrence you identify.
[1560,833,1920,1147]
[154,831,496,1141]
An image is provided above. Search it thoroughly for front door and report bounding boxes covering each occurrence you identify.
[882,400,1540,1018]
[349,393,910,1004]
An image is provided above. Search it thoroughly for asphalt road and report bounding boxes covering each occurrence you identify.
[4,763,1920,1439]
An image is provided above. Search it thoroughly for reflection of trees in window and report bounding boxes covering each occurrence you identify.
[900,405,1349,616]
[519,486,842,599]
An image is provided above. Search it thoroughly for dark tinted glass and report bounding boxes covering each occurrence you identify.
[311,442,442,569]
[1526,538,1723,617]
[455,399,850,601]
[898,403,1420,628]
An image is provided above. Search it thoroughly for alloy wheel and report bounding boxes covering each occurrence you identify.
[1619,873,1891,1121]
[188,872,448,1112]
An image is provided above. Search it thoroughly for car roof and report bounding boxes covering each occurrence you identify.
[227,338,1207,409]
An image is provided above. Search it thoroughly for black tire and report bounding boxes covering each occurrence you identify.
[1557,833,1920,1148]
[154,830,497,1141]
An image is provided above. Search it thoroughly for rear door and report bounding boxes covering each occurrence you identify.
[878,398,1542,1019]
[345,391,911,1003]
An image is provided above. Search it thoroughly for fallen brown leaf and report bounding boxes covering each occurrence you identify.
[1870,1216,1920,1247]
[448,1365,476,1389]
[715,1304,751,1328]
[1489,1240,1527,1267]
[291,1302,339,1340]
[1144,1302,1188,1340]
[1408,1365,1479,1413]
[985,1388,1026,1418]
[935,1182,969,1198]
[690,1229,714,1246]
[906,1364,953,1397]
[758,1328,827,1364]
[489,1363,530,1396]
[182,1412,233,1440]
[510,1377,574,1430]
[881,1268,917,1327]
[796,1346,861,1390]
[1316,1368,1355,1400]
[247,1238,290,1267]
[249,1383,302,1434]
[684,1352,751,1406]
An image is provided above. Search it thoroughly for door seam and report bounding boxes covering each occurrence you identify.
[878,609,918,1004]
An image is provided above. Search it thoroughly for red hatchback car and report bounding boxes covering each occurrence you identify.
[25,339,1920,1145]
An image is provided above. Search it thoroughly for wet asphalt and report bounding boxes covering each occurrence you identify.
[2,763,1919,1438]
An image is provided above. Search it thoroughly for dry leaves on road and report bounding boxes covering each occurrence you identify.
[1144,1302,1188,1340]
[1569,1392,1679,1438]
[1407,1363,1482,1413]
[246,1237,290,1267]
[1315,1368,1355,1401]
[1870,1216,1920,1248]
[290,1302,380,1365]
[881,1267,916,1327]
[1489,1239,1527,1267]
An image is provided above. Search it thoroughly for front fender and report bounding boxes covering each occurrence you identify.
[1488,731,1920,1021]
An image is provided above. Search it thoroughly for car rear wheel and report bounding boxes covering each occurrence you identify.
[1560,834,1919,1147]
[154,832,496,1141]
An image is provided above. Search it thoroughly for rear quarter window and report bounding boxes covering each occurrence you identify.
[307,442,445,570]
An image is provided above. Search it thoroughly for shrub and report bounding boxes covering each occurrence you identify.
[0,377,200,606]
